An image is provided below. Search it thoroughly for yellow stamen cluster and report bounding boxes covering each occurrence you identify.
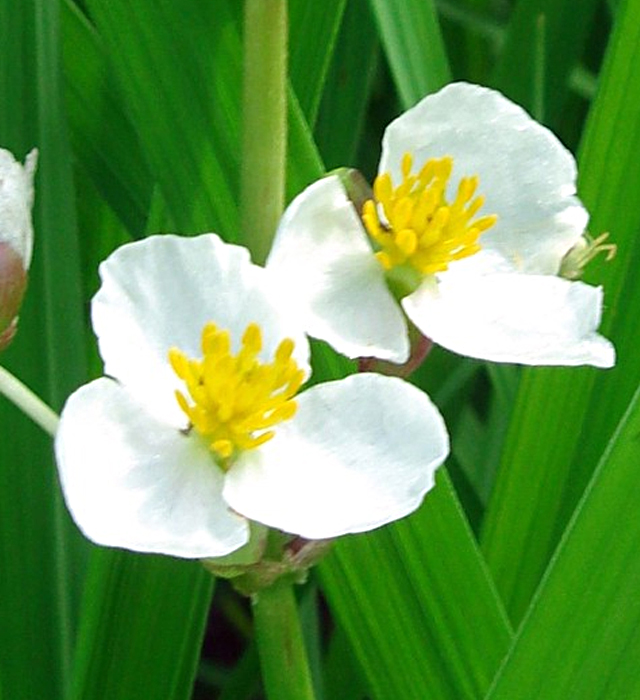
[362,153,498,275]
[169,322,304,465]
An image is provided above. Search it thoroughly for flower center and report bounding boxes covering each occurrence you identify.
[362,153,497,276]
[169,322,304,466]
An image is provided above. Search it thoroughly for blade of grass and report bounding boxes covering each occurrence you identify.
[491,0,600,127]
[70,552,213,700]
[486,382,640,699]
[84,0,242,236]
[62,0,152,237]
[314,0,381,170]
[289,0,347,126]
[321,472,512,700]
[369,0,451,108]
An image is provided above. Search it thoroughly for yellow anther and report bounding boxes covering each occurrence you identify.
[373,172,393,206]
[169,322,302,467]
[396,229,418,256]
[401,152,413,179]
[242,322,262,353]
[363,153,497,276]
[275,337,294,363]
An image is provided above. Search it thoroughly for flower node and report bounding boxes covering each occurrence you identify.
[362,152,497,275]
[169,322,304,465]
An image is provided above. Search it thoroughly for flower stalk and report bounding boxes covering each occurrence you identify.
[252,580,317,700]
[0,365,58,436]
[240,0,288,265]
[240,3,316,698]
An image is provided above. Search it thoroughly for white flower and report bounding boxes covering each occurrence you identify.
[266,83,615,368]
[55,234,449,559]
[0,147,37,347]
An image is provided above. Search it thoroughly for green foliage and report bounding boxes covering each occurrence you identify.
[1,0,638,698]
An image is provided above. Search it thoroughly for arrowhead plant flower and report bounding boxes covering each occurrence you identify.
[0,147,37,350]
[266,82,615,369]
[55,234,449,560]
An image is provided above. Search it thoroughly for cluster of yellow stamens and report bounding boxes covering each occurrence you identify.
[169,322,304,465]
[362,153,497,275]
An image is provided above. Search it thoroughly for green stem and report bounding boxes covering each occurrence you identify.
[252,580,317,700]
[240,0,288,265]
[240,6,313,697]
[0,364,59,436]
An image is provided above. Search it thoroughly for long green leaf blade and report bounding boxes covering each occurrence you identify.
[491,0,600,125]
[321,473,512,700]
[369,0,450,107]
[486,382,640,698]
[289,0,347,126]
[71,553,213,700]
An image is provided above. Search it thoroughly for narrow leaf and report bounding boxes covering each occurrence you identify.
[487,383,640,699]
[369,0,451,108]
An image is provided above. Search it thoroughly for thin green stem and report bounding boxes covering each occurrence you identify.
[239,6,314,696]
[0,364,59,436]
[240,0,288,265]
[252,580,317,700]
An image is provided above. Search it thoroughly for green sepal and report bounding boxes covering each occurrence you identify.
[332,167,373,216]
[202,526,333,596]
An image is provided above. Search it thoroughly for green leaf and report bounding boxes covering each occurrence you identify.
[61,0,152,236]
[320,473,512,700]
[481,0,640,624]
[369,0,451,108]
[71,552,213,700]
[491,0,600,126]
[315,0,381,170]
[289,0,347,126]
[486,383,640,698]
[84,0,242,237]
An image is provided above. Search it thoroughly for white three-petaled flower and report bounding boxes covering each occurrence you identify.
[55,234,449,558]
[266,82,615,368]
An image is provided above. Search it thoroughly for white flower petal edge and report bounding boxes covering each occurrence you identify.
[0,148,37,269]
[380,82,587,275]
[266,176,409,363]
[93,234,311,426]
[55,377,249,558]
[403,273,615,367]
[223,373,449,539]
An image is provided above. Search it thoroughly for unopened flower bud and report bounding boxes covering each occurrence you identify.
[0,148,37,350]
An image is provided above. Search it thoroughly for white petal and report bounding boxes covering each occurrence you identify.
[267,176,409,362]
[0,148,37,269]
[380,82,587,275]
[55,378,249,558]
[403,274,615,367]
[92,234,310,426]
[223,373,449,538]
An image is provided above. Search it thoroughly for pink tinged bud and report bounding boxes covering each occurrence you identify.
[0,241,27,350]
[0,147,37,350]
